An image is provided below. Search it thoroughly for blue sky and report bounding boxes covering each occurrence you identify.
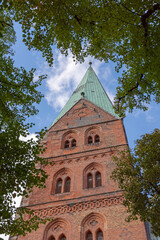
[13,23,159,149]
[1,22,160,240]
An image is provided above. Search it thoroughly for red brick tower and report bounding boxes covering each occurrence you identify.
[18,65,148,240]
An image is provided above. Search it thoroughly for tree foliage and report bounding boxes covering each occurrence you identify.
[0,0,160,238]
[2,0,160,116]
[112,129,160,236]
[0,10,48,237]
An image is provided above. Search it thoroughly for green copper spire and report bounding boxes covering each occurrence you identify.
[49,65,119,127]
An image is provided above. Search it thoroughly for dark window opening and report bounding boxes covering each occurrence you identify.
[64,140,69,148]
[64,177,71,193]
[59,234,66,240]
[56,178,62,194]
[95,171,102,187]
[71,139,76,147]
[86,231,93,240]
[87,173,93,188]
[88,136,93,144]
[95,135,100,143]
[48,236,55,240]
[96,230,103,240]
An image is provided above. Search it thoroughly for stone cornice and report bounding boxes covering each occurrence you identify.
[48,118,121,134]
[42,144,127,166]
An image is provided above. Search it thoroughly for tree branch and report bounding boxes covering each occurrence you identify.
[141,3,160,38]
[114,0,141,16]
[148,181,160,196]
[116,73,143,112]
[0,20,13,28]
[74,15,82,25]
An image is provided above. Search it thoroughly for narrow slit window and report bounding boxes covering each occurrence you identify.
[95,171,102,187]
[56,178,62,194]
[86,231,93,240]
[64,177,71,193]
[64,140,69,148]
[96,230,103,240]
[71,139,76,147]
[87,173,93,188]
[88,136,93,144]
[95,135,100,143]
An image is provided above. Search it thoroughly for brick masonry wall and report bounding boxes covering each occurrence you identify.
[17,99,148,240]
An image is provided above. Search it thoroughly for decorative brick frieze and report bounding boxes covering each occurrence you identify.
[31,195,124,219]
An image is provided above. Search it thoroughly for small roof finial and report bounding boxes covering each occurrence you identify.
[89,61,92,66]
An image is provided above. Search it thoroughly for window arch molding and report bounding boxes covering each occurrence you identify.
[52,168,72,194]
[85,126,101,145]
[61,130,78,149]
[81,213,106,240]
[83,162,103,189]
[43,218,70,240]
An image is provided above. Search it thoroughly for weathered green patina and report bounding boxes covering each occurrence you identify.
[50,66,119,128]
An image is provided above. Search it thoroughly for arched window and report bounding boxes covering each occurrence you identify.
[64,177,71,193]
[95,171,101,187]
[88,136,93,144]
[44,219,69,240]
[64,140,69,148]
[81,213,105,240]
[48,236,55,240]
[59,234,66,240]
[56,178,62,194]
[87,173,93,188]
[86,231,93,240]
[95,135,100,143]
[83,163,103,189]
[96,230,103,240]
[71,139,76,147]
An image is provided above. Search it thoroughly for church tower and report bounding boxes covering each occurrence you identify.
[18,65,148,240]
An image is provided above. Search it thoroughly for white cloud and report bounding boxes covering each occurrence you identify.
[131,103,158,123]
[145,110,154,122]
[35,51,116,111]
[20,133,37,142]
[0,234,9,240]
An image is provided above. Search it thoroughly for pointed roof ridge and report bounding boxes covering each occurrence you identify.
[49,65,120,128]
